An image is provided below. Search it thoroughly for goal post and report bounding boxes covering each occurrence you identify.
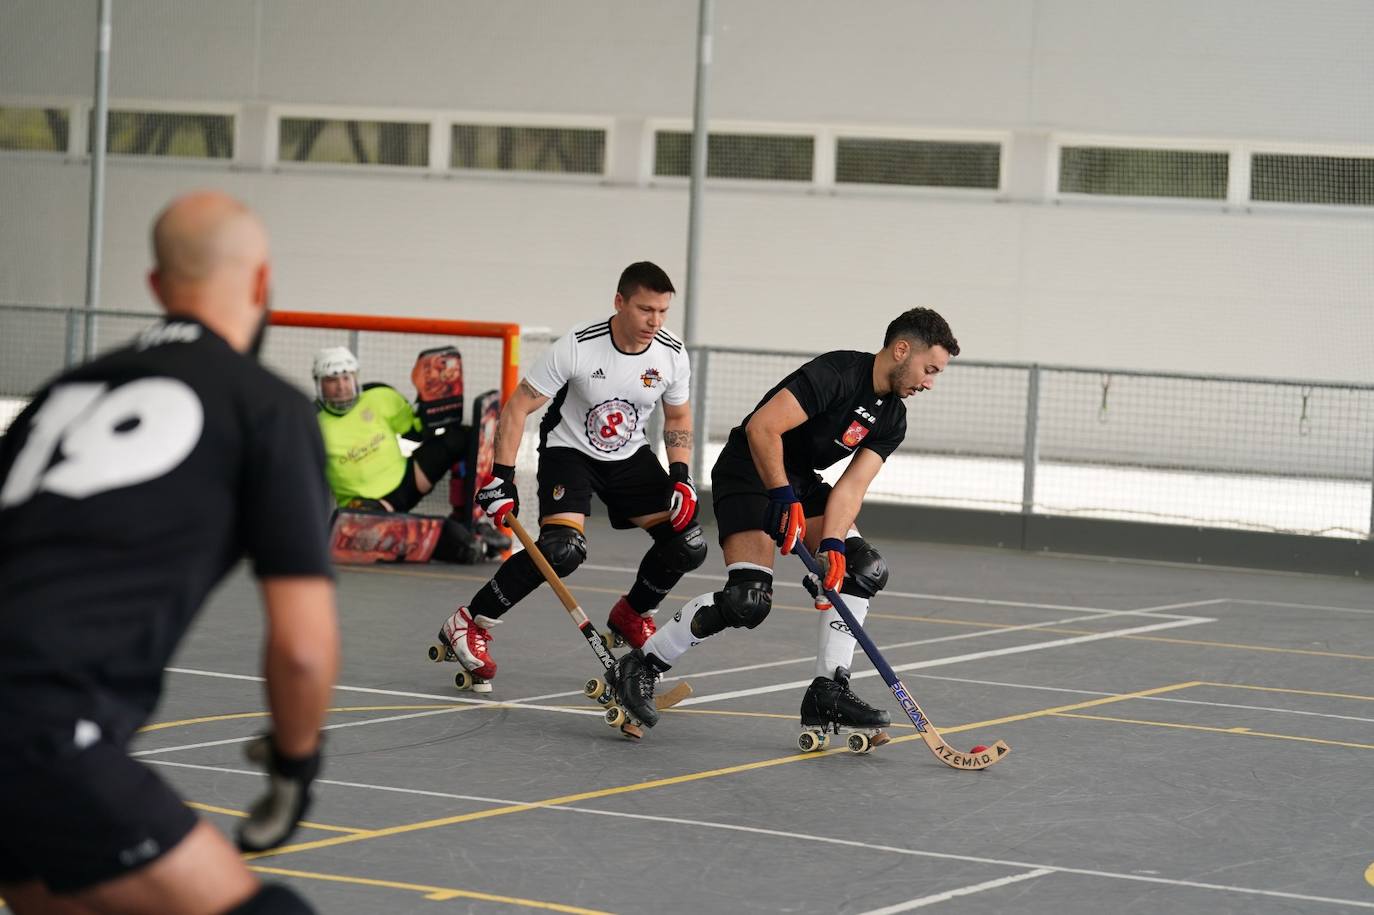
[268,310,520,405]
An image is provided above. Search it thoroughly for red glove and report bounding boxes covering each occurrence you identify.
[667,462,698,531]
[816,538,846,593]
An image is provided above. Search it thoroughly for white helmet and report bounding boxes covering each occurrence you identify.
[312,346,360,415]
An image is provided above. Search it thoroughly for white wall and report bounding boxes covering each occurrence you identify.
[2,0,1372,381]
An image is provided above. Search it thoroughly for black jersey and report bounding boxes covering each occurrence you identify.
[720,350,907,476]
[0,318,333,745]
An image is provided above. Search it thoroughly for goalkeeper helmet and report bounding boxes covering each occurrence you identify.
[313,346,360,415]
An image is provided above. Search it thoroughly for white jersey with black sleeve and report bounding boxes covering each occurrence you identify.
[528,318,691,462]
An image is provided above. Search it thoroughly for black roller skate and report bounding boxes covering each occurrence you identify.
[797,666,892,754]
[607,648,664,728]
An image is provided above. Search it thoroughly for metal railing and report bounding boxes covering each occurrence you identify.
[4,304,1372,540]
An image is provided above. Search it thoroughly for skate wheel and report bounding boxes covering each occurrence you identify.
[454,669,474,691]
[599,631,616,651]
[847,732,871,754]
[797,731,822,753]
[427,643,445,662]
[605,706,627,728]
[584,678,606,700]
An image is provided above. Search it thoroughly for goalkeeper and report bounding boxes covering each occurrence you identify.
[313,346,507,563]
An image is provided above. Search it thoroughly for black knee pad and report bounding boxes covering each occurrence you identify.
[648,521,708,573]
[839,536,888,599]
[537,523,587,577]
[692,568,773,637]
[226,884,316,914]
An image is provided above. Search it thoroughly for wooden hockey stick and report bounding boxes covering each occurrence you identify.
[504,515,691,713]
[794,542,1009,771]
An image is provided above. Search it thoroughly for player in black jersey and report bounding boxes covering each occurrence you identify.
[616,308,960,733]
[0,192,337,914]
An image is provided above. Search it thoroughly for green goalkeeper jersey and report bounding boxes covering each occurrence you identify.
[317,384,421,507]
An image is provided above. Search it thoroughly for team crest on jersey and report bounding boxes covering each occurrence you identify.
[841,420,869,448]
[552,484,566,501]
[586,399,639,453]
[640,368,662,388]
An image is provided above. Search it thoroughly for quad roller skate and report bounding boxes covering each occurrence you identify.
[584,647,664,738]
[427,606,497,693]
[605,595,656,649]
[797,667,892,755]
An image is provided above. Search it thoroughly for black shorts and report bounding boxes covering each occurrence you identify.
[0,735,197,892]
[710,442,832,544]
[537,446,669,529]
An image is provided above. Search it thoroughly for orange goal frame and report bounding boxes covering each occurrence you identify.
[270,310,521,404]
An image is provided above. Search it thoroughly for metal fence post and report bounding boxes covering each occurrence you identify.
[1022,364,1041,515]
[691,345,711,485]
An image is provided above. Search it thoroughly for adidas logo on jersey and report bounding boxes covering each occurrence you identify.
[591,368,606,379]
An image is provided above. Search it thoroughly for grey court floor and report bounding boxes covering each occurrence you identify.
[53,520,1374,914]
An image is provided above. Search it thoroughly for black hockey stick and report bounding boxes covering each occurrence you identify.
[794,541,1009,770]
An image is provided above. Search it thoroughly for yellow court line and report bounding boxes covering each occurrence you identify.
[243,680,1201,862]
[1196,681,1374,703]
[248,864,614,914]
[1366,861,1374,888]
[1120,635,1374,662]
[141,704,468,733]
[186,802,368,835]
[1056,712,1374,751]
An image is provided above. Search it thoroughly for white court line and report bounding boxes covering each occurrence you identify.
[678,616,1212,706]
[145,759,1374,911]
[859,869,1054,913]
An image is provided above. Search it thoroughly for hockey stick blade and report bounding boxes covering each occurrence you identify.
[793,542,1009,771]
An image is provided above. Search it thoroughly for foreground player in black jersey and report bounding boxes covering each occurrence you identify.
[613,308,959,733]
[0,192,338,914]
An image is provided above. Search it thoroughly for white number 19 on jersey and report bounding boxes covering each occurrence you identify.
[0,379,204,508]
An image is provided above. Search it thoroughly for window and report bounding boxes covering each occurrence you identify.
[1251,153,1374,207]
[451,124,604,174]
[279,118,428,167]
[1059,146,1227,199]
[654,131,813,182]
[0,106,68,153]
[104,111,232,159]
[836,138,1000,189]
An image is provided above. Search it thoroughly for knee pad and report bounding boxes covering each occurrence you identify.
[648,521,708,573]
[840,537,888,599]
[692,568,773,637]
[536,523,587,577]
[227,884,316,914]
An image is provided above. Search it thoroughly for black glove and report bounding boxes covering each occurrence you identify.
[236,734,323,853]
[666,462,698,532]
[475,463,518,526]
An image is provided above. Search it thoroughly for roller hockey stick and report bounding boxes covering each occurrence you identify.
[794,542,1009,771]
[504,516,691,738]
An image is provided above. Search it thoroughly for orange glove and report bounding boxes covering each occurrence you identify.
[764,485,805,554]
[816,538,846,593]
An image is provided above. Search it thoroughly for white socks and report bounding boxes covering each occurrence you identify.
[816,594,869,678]
[641,592,711,666]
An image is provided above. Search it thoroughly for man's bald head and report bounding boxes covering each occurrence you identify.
[147,191,272,354]
[152,190,268,284]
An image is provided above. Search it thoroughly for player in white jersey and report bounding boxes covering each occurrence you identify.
[432,262,706,690]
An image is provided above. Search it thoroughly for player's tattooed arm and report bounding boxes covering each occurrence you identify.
[492,377,550,466]
[663,429,692,450]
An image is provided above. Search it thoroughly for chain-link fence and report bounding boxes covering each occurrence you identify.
[5,304,1370,540]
